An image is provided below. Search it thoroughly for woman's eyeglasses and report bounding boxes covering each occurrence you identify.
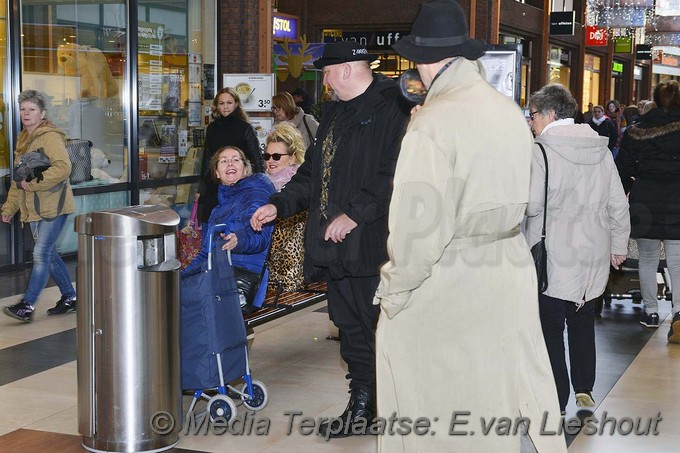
[529,110,539,121]
[263,153,291,161]
[271,106,281,112]
[217,157,243,165]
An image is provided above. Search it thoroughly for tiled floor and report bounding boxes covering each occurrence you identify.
[1,262,679,452]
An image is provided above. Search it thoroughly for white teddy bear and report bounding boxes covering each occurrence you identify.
[90,148,118,182]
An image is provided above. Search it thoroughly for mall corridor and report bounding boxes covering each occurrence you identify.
[1,262,679,452]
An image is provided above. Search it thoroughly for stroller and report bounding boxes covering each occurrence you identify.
[597,239,672,314]
[180,224,269,422]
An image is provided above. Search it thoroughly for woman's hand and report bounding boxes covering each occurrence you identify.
[611,254,626,270]
[1,215,12,224]
[220,232,238,251]
[194,192,200,201]
[20,180,28,191]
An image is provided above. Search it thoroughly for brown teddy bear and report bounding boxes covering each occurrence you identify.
[57,43,119,99]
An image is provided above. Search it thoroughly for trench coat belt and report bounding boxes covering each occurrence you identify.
[448,225,520,251]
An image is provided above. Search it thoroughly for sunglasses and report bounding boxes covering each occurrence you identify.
[263,152,292,161]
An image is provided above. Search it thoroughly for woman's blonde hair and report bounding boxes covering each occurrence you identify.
[265,122,305,165]
[210,146,253,183]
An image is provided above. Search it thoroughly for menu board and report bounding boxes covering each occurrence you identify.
[222,73,275,112]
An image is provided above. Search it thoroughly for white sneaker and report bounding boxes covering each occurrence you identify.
[575,391,595,407]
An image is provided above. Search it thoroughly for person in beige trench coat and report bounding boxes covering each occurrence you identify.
[373,1,567,452]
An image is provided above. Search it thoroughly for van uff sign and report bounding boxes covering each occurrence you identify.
[586,26,608,46]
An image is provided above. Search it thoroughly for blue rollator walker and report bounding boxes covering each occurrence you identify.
[180,224,269,422]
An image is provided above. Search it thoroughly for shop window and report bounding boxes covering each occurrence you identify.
[6,0,215,259]
[137,0,215,220]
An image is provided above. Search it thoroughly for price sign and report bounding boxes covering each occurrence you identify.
[222,73,275,112]
[249,117,274,152]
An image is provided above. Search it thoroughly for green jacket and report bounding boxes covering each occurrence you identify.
[2,122,75,222]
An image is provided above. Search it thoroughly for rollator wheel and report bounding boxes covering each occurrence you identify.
[240,379,269,410]
[207,394,236,422]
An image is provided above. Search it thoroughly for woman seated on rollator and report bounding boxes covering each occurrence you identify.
[182,146,275,309]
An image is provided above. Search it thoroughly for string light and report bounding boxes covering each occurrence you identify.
[585,0,654,28]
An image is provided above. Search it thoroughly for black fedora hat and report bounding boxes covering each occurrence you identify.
[313,41,378,69]
[392,0,487,63]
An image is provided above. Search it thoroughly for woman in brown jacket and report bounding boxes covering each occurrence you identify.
[2,90,77,322]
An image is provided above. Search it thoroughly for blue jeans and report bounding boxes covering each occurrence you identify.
[24,215,76,306]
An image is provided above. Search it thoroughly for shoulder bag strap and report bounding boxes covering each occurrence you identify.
[302,115,314,145]
[535,142,548,239]
[33,181,67,221]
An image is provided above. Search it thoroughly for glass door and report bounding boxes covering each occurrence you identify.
[0,1,12,267]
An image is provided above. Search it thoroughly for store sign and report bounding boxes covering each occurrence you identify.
[273,13,298,41]
[662,54,679,66]
[549,11,576,36]
[652,49,663,64]
[585,26,608,46]
[636,44,652,61]
[612,62,624,73]
[549,47,570,65]
[322,30,409,50]
[614,36,633,53]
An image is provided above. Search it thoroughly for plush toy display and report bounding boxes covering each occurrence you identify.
[57,43,119,99]
[90,148,118,182]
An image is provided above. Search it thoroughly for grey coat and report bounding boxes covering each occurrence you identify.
[525,123,630,303]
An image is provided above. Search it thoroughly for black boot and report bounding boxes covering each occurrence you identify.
[318,387,376,438]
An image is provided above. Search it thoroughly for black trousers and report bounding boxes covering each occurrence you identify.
[538,293,596,412]
[326,274,381,393]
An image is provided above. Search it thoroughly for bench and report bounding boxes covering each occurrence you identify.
[242,281,327,329]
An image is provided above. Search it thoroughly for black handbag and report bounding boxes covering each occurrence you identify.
[532,142,549,293]
[233,266,263,313]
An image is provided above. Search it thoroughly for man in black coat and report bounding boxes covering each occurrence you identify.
[251,40,409,437]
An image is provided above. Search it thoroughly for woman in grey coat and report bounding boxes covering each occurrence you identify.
[525,84,630,412]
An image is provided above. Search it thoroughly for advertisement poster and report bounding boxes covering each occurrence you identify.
[479,44,522,105]
[160,124,177,163]
[138,21,165,111]
[222,73,275,112]
[249,118,274,152]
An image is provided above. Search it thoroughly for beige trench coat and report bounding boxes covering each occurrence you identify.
[374,58,567,453]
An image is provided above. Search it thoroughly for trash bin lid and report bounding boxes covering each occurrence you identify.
[75,205,180,237]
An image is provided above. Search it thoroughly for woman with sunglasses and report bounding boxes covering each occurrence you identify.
[271,91,318,149]
[263,123,308,291]
[264,122,306,191]
[196,87,265,224]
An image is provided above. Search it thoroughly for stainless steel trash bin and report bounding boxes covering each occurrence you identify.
[75,205,182,453]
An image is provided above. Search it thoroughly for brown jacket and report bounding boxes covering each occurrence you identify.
[2,121,75,222]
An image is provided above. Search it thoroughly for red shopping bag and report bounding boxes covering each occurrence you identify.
[177,200,202,270]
